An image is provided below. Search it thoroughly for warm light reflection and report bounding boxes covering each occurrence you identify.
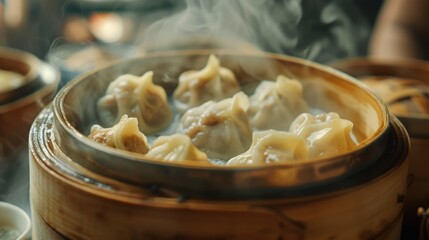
[89,13,124,43]
[4,0,26,28]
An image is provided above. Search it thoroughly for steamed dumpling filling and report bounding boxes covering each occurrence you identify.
[88,115,149,154]
[173,54,241,113]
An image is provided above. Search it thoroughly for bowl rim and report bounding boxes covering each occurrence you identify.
[0,201,31,240]
[53,49,390,170]
[0,47,40,82]
[0,47,51,105]
[0,62,59,113]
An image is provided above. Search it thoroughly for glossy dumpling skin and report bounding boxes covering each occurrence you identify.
[146,134,209,163]
[248,75,309,130]
[179,92,252,160]
[88,115,149,154]
[173,54,241,113]
[97,71,173,135]
[289,112,357,158]
[227,130,308,166]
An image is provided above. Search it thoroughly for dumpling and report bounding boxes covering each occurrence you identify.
[179,92,252,160]
[173,54,241,113]
[248,75,309,130]
[227,130,308,166]
[289,112,357,158]
[88,115,149,154]
[146,134,209,163]
[97,71,173,134]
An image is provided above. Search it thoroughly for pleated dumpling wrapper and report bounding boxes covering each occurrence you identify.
[289,112,358,158]
[97,71,173,135]
[227,130,309,166]
[173,54,240,113]
[146,134,209,163]
[248,75,309,131]
[88,115,149,154]
[179,92,252,161]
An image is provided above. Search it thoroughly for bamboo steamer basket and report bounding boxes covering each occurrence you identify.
[0,47,59,157]
[47,51,391,197]
[30,51,409,239]
[331,58,429,237]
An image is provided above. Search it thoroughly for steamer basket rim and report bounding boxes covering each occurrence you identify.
[52,49,391,170]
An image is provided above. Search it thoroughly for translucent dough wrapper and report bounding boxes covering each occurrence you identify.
[227,130,309,166]
[289,112,357,158]
[248,75,309,130]
[173,54,241,113]
[179,92,252,161]
[88,115,149,154]
[146,134,209,163]
[97,71,173,134]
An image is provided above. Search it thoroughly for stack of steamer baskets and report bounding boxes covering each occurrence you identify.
[29,50,410,240]
[0,47,58,158]
[332,58,429,238]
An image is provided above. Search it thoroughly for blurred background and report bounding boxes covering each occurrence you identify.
[0,0,382,62]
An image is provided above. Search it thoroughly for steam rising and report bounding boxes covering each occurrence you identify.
[139,0,370,63]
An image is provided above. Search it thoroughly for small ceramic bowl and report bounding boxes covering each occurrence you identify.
[0,202,31,240]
